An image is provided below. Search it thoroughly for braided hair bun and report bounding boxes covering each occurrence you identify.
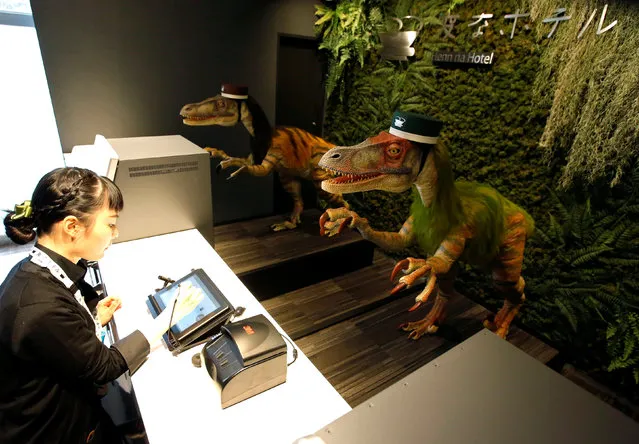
[3,211,37,245]
[3,167,123,245]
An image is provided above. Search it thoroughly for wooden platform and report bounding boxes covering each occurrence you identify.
[213,210,374,300]
[213,209,366,276]
[213,211,558,408]
[294,289,557,407]
[262,251,417,340]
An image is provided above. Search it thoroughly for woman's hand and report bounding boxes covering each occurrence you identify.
[139,283,205,346]
[96,296,122,326]
[168,282,204,326]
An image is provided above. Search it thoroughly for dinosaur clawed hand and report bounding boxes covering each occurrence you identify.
[204,148,252,179]
[219,157,250,174]
[319,208,366,237]
[204,147,230,159]
[390,257,438,312]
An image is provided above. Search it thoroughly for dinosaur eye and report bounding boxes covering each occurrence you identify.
[386,146,402,157]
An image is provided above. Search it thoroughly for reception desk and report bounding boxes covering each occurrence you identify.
[98,229,350,444]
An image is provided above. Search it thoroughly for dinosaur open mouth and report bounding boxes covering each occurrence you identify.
[181,113,236,126]
[325,171,383,185]
[181,115,217,126]
[182,115,213,121]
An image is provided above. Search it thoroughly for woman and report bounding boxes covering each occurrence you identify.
[0,167,202,443]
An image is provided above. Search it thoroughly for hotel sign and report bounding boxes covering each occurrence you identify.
[432,51,495,68]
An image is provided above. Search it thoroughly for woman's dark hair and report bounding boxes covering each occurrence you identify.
[3,167,124,245]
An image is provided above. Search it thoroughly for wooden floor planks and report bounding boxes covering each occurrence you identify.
[262,251,419,340]
[213,209,363,276]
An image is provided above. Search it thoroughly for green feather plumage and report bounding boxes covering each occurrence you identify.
[410,144,534,265]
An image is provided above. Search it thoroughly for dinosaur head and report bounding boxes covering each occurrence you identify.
[319,131,424,194]
[320,111,443,195]
[180,84,256,134]
[180,94,241,127]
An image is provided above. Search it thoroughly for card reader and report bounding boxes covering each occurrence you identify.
[201,314,288,408]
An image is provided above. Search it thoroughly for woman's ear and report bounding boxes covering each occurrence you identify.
[61,215,82,239]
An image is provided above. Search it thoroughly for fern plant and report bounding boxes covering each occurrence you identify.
[315,0,458,103]
[315,0,386,102]
[527,190,639,332]
[523,178,639,386]
[607,312,639,384]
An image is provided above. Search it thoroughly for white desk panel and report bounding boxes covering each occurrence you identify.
[314,330,639,444]
[98,229,350,444]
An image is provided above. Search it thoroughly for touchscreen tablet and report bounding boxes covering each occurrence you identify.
[148,268,233,342]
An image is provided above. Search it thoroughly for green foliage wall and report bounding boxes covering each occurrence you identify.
[319,0,639,398]
[324,0,557,229]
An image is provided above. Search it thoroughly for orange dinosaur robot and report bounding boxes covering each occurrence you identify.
[180,84,347,231]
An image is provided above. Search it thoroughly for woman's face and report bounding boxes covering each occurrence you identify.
[77,203,119,261]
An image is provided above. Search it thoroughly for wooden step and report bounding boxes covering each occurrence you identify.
[213,209,367,275]
[262,251,419,339]
[213,209,374,300]
[293,288,558,408]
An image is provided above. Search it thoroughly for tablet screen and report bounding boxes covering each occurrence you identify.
[155,273,222,335]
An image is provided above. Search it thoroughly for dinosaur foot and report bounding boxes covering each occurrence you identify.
[398,318,441,340]
[483,316,509,339]
[271,221,297,231]
[483,299,523,339]
[398,295,448,340]
[270,215,301,232]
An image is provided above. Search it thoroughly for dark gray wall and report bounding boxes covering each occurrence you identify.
[31,0,318,225]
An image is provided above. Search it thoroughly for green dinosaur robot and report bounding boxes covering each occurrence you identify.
[318,111,534,339]
[180,84,348,231]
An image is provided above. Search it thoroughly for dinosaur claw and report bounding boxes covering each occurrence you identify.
[391,282,407,295]
[319,213,328,236]
[408,301,422,312]
[398,322,408,330]
[215,164,222,175]
[391,259,410,282]
[338,217,351,234]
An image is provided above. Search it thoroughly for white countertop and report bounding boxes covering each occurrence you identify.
[98,229,350,444]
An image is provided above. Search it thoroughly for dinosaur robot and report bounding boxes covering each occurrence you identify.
[318,111,534,339]
[180,84,348,231]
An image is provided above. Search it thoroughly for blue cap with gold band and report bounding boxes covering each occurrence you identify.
[389,111,443,145]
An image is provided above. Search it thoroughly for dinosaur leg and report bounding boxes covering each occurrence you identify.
[400,266,458,340]
[271,175,303,232]
[484,214,528,339]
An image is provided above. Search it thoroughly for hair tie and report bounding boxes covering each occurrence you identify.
[11,200,33,220]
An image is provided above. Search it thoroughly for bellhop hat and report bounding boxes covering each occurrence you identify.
[221,84,249,99]
[389,111,443,144]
